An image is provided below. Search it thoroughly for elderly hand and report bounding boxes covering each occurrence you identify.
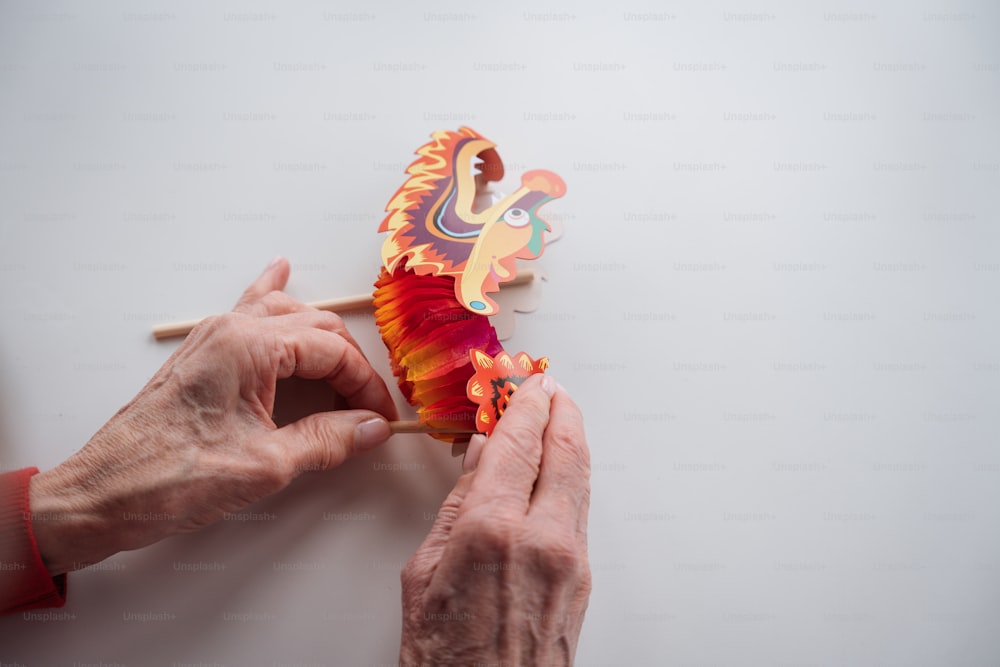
[28,257,398,575]
[399,375,591,666]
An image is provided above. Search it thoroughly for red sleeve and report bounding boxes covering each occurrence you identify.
[0,467,67,615]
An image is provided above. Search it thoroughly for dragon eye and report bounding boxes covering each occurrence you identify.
[502,208,530,227]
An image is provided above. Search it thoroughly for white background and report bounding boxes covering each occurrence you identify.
[1,1,998,665]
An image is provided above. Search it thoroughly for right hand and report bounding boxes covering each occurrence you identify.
[399,375,592,665]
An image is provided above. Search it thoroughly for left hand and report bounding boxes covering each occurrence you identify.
[29,257,399,574]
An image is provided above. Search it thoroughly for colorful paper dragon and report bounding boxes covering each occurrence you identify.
[373,127,564,441]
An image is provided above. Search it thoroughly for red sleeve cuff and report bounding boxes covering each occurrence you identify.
[0,467,67,615]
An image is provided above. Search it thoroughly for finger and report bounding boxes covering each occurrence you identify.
[233,260,368,357]
[234,290,317,319]
[297,308,367,357]
[527,386,591,540]
[233,256,291,314]
[272,323,399,420]
[401,471,476,592]
[266,300,369,358]
[274,409,391,472]
[462,374,555,515]
[463,434,487,473]
[258,307,398,419]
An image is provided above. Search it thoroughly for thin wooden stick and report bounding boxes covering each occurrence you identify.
[389,420,478,435]
[152,269,535,340]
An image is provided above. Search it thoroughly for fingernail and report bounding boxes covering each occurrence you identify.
[354,417,391,452]
[541,375,557,397]
[463,434,487,473]
[266,255,283,270]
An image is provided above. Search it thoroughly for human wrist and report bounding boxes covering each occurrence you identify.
[28,465,118,575]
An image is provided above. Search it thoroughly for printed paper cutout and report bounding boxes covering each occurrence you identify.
[466,350,549,435]
[379,126,565,316]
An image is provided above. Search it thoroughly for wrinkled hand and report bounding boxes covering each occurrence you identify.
[400,375,591,666]
[29,258,398,574]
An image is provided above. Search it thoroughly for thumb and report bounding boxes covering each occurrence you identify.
[233,256,291,312]
[277,409,391,472]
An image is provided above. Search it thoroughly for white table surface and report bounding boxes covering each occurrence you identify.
[1,1,998,665]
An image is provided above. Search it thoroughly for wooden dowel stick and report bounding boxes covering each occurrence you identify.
[389,420,478,435]
[152,269,536,340]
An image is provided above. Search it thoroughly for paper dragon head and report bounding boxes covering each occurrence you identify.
[379,126,566,316]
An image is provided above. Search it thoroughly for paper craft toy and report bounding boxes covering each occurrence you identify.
[373,128,564,441]
[379,126,565,316]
